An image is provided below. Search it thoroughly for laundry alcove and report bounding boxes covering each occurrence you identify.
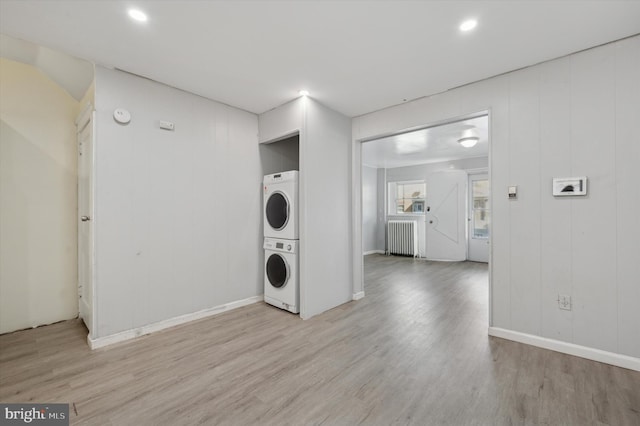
[258,97,353,319]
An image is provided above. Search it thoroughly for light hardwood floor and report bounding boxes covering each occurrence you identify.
[1,255,639,425]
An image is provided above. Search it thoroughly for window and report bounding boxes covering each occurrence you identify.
[389,181,426,215]
[471,179,489,238]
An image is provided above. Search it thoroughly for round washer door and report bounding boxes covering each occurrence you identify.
[266,191,289,231]
[266,253,289,288]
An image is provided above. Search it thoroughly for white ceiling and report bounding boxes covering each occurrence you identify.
[362,115,488,169]
[1,1,639,117]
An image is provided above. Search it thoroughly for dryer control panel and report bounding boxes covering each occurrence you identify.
[264,237,297,254]
[264,170,299,184]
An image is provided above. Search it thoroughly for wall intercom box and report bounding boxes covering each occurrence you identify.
[552,177,587,197]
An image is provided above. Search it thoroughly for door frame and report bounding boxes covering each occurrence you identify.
[467,171,490,263]
[76,102,96,338]
[354,110,492,325]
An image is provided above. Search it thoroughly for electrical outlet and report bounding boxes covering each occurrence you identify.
[558,294,572,311]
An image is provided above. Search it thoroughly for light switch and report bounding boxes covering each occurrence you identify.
[508,186,517,199]
[159,120,175,131]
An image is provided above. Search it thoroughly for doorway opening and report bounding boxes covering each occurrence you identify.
[0,34,94,336]
[468,172,490,263]
[361,114,490,261]
[359,112,491,320]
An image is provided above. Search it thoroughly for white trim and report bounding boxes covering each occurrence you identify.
[488,327,640,372]
[88,296,263,350]
[352,136,364,298]
[299,97,308,320]
[77,108,97,339]
[467,172,490,263]
[357,111,489,143]
[363,250,385,255]
[352,291,365,301]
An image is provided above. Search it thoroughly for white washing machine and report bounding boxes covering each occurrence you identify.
[263,170,299,240]
[264,237,299,314]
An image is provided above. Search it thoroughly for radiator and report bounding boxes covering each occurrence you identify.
[387,220,418,257]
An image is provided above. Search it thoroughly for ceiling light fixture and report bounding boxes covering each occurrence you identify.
[458,128,479,148]
[458,136,479,148]
[298,90,310,96]
[459,19,477,32]
[128,9,148,22]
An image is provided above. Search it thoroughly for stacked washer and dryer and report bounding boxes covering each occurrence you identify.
[263,171,299,314]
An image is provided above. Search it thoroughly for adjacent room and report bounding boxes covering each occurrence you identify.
[1,1,639,425]
[361,115,489,262]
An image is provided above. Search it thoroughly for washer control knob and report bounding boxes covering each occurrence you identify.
[287,244,292,251]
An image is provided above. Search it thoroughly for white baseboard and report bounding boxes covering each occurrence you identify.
[488,327,640,372]
[352,291,365,301]
[88,295,264,350]
[363,250,385,256]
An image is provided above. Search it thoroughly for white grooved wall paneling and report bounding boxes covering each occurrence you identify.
[93,66,262,339]
[352,36,640,361]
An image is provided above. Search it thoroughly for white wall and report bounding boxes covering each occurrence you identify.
[259,99,303,144]
[302,98,352,316]
[362,165,379,253]
[93,66,262,339]
[353,36,640,360]
[0,58,79,333]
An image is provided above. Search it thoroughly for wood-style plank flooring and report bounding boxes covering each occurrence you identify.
[1,255,639,425]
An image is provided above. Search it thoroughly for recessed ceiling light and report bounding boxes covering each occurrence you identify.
[299,90,310,96]
[459,19,477,32]
[128,9,148,22]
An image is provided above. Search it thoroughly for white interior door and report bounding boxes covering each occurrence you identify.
[468,173,490,263]
[425,171,467,261]
[77,105,94,336]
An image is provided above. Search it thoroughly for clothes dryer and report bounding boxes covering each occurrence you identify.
[263,171,299,240]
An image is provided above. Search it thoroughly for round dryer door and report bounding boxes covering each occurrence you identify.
[266,192,289,230]
[266,253,289,288]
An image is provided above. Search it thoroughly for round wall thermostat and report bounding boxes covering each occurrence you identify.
[113,108,131,124]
